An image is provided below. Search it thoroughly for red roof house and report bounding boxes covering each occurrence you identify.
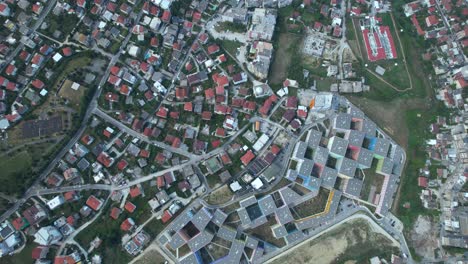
[161,210,172,223]
[129,186,141,198]
[31,79,45,89]
[124,201,136,213]
[241,150,255,166]
[120,218,135,232]
[86,195,104,211]
[110,207,122,220]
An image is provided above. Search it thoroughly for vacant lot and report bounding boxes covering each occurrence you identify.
[204,185,234,205]
[269,33,301,84]
[269,217,399,264]
[0,151,32,196]
[58,79,88,107]
[133,248,167,264]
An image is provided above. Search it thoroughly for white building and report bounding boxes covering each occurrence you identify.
[46,195,65,210]
[34,226,63,245]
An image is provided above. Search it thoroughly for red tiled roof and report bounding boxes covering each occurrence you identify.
[108,75,121,85]
[161,210,172,223]
[86,195,103,211]
[5,64,16,75]
[124,201,136,213]
[155,107,168,118]
[19,50,30,61]
[150,37,159,47]
[241,150,255,166]
[31,79,44,89]
[192,11,202,21]
[215,127,225,137]
[184,102,193,111]
[162,10,171,22]
[426,15,439,27]
[201,111,212,120]
[157,176,165,188]
[12,217,27,230]
[220,153,232,165]
[119,84,131,96]
[120,218,135,231]
[117,159,128,171]
[110,207,122,220]
[64,191,76,201]
[212,139,221,148]
[271,145,281,155]
[139,149,150,158]
[207,44,220,55]
[110,66,121,76]
[32,246,48,260]
[205,88,215,100]
[54,256,76,264]
[418,177,428,188]
[170,111,180,119]
[97,152,112,167]
[66,215,75,226]
[129,186,141,198]
[155,153,165,164]
[62,47,73,56]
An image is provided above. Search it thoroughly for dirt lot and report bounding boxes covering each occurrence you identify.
[132,248,167,264]
[269,33,301,84]
[58,79,87,107]
[270,218,399,264]
[204,185,234,205]
[410,215,438,259]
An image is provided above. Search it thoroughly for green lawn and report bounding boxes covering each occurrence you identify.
[396,106,445,229]
[217,39,242,57]
[215,21,246,33]
[0,151,33,196]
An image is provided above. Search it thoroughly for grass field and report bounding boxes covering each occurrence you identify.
[269,33,301,84]
[360,160,386,203]
[292,187,330,219]
[0,151,32,196]
[58,79,87,107]
[217,39,243,56]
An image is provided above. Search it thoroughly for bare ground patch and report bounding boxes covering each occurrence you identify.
[269,218,399,264]
[269,33,301,84]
